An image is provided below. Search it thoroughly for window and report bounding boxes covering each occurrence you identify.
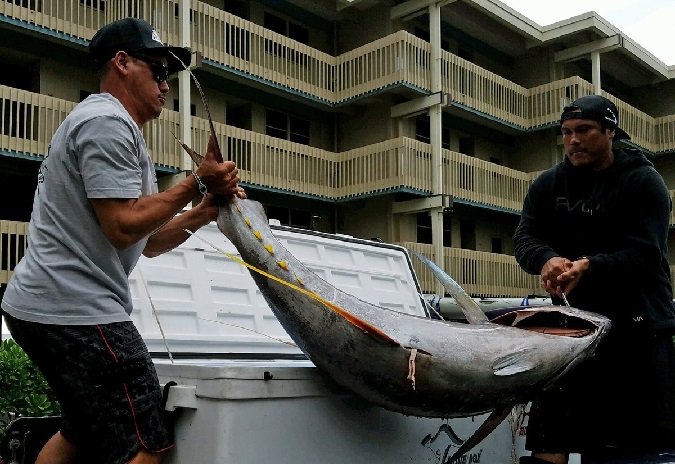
[173,99,196,116]
[4,0,42,10]
[265,109,310,145]
[491,237,503,254]
[416,212,451,246]
[264,12,309,44]
[263,12,309,64]
[458,137,475,156]
[415,117,450,149]
[80,0,105,10]
[458,47,474,63]
[413,27,449,51]
[289,117,310,144]
[265,109,287,139]
[0,60,38,92]
[460,220,476,250]
[417,212,432,244]
[265,204,312,229]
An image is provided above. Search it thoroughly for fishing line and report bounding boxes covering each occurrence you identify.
[194,316,297,347]
[136,267,174,364]
[168,50,224,162]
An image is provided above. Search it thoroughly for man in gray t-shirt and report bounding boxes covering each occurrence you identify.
[1,18,245,464]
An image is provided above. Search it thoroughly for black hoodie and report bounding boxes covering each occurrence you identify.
[514,148,675,331]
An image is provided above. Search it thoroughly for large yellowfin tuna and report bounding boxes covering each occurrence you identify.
[214,197,611,460]
[169,53,611,458]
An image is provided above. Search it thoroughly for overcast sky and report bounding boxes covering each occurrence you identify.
[498,0,675,65]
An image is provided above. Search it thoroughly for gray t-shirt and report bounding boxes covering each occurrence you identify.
[2,93,158,325]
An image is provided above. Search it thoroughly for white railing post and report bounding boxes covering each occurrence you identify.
[429,2,445,297]
[171,0,193,194]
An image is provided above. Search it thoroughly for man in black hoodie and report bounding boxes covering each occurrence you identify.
[514,95,675,464]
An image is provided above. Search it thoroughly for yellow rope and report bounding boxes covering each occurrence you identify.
[184,230,398,346]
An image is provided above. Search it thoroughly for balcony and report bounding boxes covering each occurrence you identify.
[2,0,675,153]
[5,220,675,297]
[0,84,540,212]
[7,83,675,226]
[0,219,541,297]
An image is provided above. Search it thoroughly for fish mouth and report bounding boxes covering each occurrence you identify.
[489,306,607,338]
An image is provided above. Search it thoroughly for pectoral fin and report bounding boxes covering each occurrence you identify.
[492,348,537,376]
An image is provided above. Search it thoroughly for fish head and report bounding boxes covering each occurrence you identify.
[490,304,611,388]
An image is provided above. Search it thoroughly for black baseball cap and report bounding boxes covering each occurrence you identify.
[560,94,630,141]
[89,18,192,75]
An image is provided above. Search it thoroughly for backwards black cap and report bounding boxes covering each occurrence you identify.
[89,18,192,75]
[561,94,630,141]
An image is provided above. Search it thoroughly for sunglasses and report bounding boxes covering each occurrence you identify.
[129,53,169,83]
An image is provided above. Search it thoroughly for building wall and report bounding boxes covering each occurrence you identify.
[394,212,418,243]
[632,80,675,117]
[337,5,393,53]
[446,210,518,254]
[341,196,394,242]
[338,97,395,151]
[511,129,562,172]
[652,156,675,187]
[512,48,555,88]
[40,59,99,102]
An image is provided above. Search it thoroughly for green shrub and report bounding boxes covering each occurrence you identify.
[0,339,60,440]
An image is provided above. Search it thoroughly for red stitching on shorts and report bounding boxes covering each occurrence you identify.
[96,325,172,456]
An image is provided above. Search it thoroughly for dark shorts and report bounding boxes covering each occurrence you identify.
[4,314,174,464]
[526,324,675,458]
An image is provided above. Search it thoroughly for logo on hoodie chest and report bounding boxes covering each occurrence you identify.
[555,197,602,215]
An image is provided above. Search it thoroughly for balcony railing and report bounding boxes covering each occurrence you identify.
[11,83,675,221]
[0,218,542,297]
[397,242,541,297]
[3,0,675,152]
[0,220,28,286]
[1,84,541,207]
[3,218,675,299]
[399,243,675,299]
[0,86,74,157]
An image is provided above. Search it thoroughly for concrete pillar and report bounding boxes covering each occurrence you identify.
[591,51,601,95]
[429,2,444,296]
